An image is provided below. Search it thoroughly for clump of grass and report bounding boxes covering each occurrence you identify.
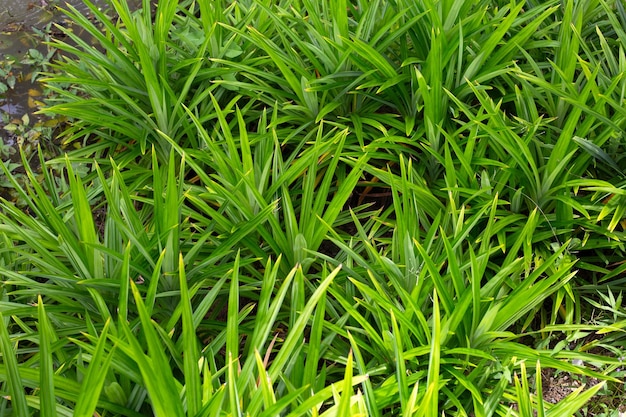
[1,0,626,416]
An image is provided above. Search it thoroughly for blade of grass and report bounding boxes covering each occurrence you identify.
[268,265,341,382]
[72,321,114,417]
[113,282,186,416]
[179,253,201,416]
[390,310,409,411]
[0,312,30,416]
[254,349,276,411]
[336,350,354,417]
[227,251,241,374]
[37,297,57,417]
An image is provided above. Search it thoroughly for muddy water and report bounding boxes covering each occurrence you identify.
[1,1,98,118]
[0,0,130,27]
[0,0,140,148]
[0,0,134,55]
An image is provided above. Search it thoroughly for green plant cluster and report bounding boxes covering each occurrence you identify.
[1,0,626,415]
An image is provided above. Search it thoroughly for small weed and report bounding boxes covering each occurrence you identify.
[0,56,18,93]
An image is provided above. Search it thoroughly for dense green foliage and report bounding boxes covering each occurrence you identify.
[1,0,626,415]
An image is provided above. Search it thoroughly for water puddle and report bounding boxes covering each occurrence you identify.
[0,1,130,55]
[0,0,141,200]
[0,0,140,154]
